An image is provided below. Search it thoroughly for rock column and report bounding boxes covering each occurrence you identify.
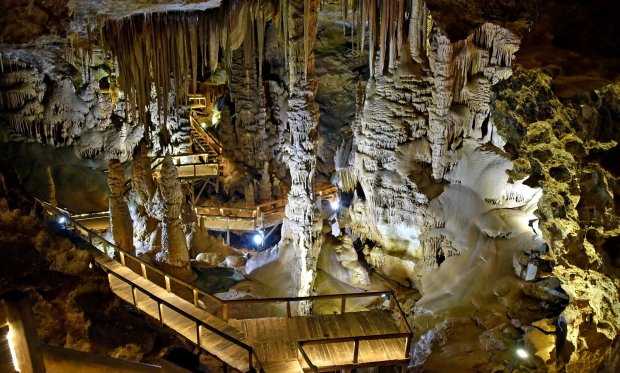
[108,159,134,254]
[155,155,195,282]
[284,0,322,314]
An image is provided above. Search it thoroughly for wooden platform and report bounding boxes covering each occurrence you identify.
[229,311,408,372]
[197,210,285,232]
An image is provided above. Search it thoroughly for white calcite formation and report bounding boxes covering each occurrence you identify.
[0,48,143,161]
[107,158,134,254]
[282,0,323,314]
[154,155,195,282]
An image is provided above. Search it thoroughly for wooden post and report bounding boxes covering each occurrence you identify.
[353,338,359,364]
[222,304,228,322]
[131,287,138,307]
[286,301,292,318]
[158,303,164,326]
[341,296,347,314]
[405,335,412,358]
[119,252,126,266]
[165,276,171,292]
[2,291,47,373]
[140,263,147,279]
[226,217,230,245]
[193,289,199,307]
[196,324,201,346]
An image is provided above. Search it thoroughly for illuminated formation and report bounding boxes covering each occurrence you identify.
[0,0,619,372]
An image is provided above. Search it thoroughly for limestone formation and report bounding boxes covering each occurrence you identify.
[107,159,134,254]
[283,0,323,314]
[154,155,195,282]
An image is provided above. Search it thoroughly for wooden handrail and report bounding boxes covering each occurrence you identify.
[105,270,264,372]
[33,197,228,315]
[297,332,411,372]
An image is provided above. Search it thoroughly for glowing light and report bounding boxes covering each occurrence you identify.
[200,122,207,128]
[516,348,529,359]
[58,216,66,224]
[330,199,340,210]
[253,234,263,245]
[7,328,20,372]
[211,107,221,125]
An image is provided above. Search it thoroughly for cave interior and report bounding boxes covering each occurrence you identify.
[0,0,619,372]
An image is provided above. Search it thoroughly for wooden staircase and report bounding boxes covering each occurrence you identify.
[97,256,261,372]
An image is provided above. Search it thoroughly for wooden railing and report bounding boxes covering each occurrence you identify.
[105,271,263,372]
[190,116,222,156]
[193,185,337,232]
[33,196,265,372]
[223,290,413,371]
[292,292,412,372]
[297,333,411,372]
[34,197,230,319]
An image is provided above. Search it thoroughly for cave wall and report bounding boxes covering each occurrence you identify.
[492,67,620,372]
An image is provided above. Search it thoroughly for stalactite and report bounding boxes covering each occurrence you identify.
[304,0,310,81]
[378,0,388,75]
[102,2,277,136]
[368,0,377,77]
[256,10,266,81]
[388,0,397,69]
[396,0,404,58]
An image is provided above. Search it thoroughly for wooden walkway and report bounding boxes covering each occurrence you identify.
[229,311,408,371]
[74,186,337,234]
[96,256,259,372]
[35,195,412,373]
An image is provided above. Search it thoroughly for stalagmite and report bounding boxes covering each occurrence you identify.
[108,159,134,254]
[129,143,158,254]
[259,162,272,202]
[155,155,195,282]
[46,166,57,208]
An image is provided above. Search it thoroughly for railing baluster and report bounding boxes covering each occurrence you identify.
[286,301,291,318]
[341,296,346,314]
[353,338,359,364]
[120,252,126,266]
[193,289,199,307]
[165,276,171,292]
[131,286,137,307]
[140,263,147,279]
[196,324,201,346]
[405,335,412,358]
[158,303,164,326]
